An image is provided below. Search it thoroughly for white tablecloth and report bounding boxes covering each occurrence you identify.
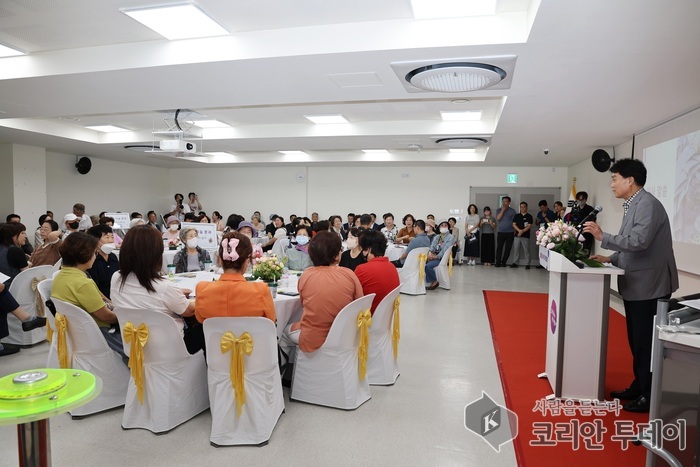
[385,244,407,262]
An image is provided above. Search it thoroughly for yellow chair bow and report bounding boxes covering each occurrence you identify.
[30,276,47,317]
[46,320,53,344]
[418,253,427,283]
[392,297,401,360]
[220,331,254,417]
[448,253,453,276]
[357,309,372,381]
[123,321,149,404]
[55,313,70,369]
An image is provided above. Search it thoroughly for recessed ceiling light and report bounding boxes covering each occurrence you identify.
[440,111,482,121]
[411,0,496,19]
[187,119,231,128]
[280,150,307,156]
[449,148,477,153]
[304,115,349,124]
[0,43,25,58]
[122,4,229,40]
[362,149,390,155]
[450,99,471,105]
[86,125,129,132]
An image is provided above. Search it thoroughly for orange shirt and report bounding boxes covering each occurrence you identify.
[293,265,364,353]
[195,273,276,323]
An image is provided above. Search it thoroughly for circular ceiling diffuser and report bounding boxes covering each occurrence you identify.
[436,137,488,149]
[406,63,507,92]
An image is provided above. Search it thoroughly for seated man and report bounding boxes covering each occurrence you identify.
[392,219,430,267]
[86,224,119,300]
[425,220,455,290]
[355,230,400,314]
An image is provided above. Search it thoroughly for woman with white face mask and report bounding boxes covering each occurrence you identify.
[162,215,181,241]
[173,227,211,273]
[425,220,456,290]
[338,228,367,271]
[285,226,313,271]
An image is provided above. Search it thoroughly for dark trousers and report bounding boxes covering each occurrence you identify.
[623,295,669,398]
[0,288,20,340]
[496,232,514,266]
[183,319,206,356]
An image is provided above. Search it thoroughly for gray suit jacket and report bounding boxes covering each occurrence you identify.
[601,189,678,301]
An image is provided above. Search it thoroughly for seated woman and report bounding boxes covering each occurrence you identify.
[98,216,123,247]
[212,211,225,232]
[173,226,211,273]
[425,220,456,290]
[380,212,398,242]
[395,214,416,244]
[110,225,203,355]
[29,219,63,266]
[339,228,367,271]
[162,215,181,242]
[329,215,345,241]
[0,282,46,356]
[285,226,313,271]
[0,222,31,286]
[51,232,125,361]
[250,213,267,236]
[280,231,363,356]
[86,225,119,300]
[197,213,210,224]
[195,232,275,323]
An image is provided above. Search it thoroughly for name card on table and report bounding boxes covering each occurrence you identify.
[182,222,218,249]
[105,212,131,230]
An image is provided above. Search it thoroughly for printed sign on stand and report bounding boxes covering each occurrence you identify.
[182,222,218,250]
[105,212,131,230]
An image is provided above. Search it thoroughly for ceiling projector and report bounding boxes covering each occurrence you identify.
[159,140,196,152]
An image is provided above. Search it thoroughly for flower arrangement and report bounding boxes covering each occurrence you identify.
[167,238,180,250]
[536,219,597,265]
[252,254,286,282]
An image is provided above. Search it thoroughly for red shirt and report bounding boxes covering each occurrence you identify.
[354,256,401,314]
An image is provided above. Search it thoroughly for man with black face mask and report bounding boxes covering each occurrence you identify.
[63,213,81,237]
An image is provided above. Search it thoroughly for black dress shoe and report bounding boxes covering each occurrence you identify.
[0,345,20,356]
[611,387,641,400]
[623,395,649,413]
[495,263,502,268]
[525,265,531,270]
[509,263,518,268]
[426,282,439,290]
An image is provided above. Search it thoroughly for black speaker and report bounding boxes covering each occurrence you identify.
[75,156,92,175]
[591,149,613,172]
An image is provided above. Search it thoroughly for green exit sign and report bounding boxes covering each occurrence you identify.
[507,173,518,184]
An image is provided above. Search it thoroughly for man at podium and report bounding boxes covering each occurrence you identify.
[584,158,678,413]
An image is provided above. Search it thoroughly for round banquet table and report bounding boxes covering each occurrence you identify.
[384,244,407,262]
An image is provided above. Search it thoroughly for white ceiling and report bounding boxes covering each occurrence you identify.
[0,0,698,168]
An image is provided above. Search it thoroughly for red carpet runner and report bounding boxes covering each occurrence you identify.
[483,290,652,466]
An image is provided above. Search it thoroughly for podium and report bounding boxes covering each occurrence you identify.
[538,247,624,401]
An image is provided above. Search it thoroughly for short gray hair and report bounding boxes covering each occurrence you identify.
[179,226,198,242]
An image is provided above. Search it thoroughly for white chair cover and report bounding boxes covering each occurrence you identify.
[203,317,284,446]
[435,248,452,290]
[52,258,62,273]
[367,285,402,386]
[4,265,55,345]
[290,294,375,410]
[114,307,209,434]
[52,298,129,418]
[398,247,429,295]
[36,278,59,368]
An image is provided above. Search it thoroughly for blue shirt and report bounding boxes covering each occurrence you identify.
[430,233,455,260]
[496,207,516,233]
[402,232,431,264]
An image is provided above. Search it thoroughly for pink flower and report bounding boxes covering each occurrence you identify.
[552,228,561,237]
[547,242,555,250]
[562,234,569,240]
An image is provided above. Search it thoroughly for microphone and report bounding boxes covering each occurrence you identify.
[575,205,603,231]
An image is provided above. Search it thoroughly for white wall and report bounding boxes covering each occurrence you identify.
[170,165,571,223]
[12,145,47,230]
[46,152,170,229]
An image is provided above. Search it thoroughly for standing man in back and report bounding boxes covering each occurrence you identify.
[495,196,516,267]
[584,158,678,413]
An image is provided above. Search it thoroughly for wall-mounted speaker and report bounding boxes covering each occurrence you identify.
[75,156,92,175]
[591,149,614,172]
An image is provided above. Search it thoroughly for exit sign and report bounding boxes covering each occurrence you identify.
[507,173,518,184]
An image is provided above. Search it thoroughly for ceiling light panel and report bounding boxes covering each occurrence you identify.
[440,111,482,121]
[122,4,229,40]
[411,0,496,19]
[86,125,129,132]
[0,43,25,58]
[304,115,349,124]
[187,119,231,128]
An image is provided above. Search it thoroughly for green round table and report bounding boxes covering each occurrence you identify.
[0,368,102,466]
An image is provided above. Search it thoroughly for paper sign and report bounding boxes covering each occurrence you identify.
[182,222,218,249]
[105,212,131,230]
